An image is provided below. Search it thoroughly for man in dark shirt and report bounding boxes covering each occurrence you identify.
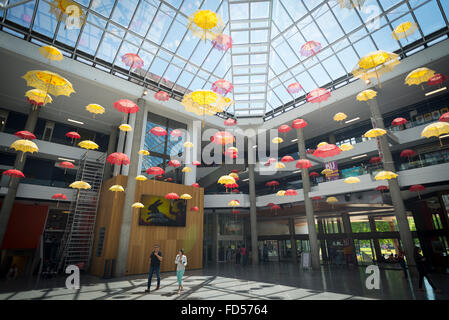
[145,244,163,293]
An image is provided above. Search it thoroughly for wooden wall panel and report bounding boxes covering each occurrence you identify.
[90,175,204,277]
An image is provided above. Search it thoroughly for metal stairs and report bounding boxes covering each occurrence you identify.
[57,152,106,272]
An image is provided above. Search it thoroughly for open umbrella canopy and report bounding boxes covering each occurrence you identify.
[392,117,407,126]
[300,40,321,57]
[321,168,333,175]
[313,144,341,158]
[165,192,179,200]
[292,118,307,129]
[211,131,234,145]
[356,89,377,101]
[339,143,354,151]
[138,149,150,156]
[135,175,147,181]
[114,99,139,114]
[400,149,417,158]
[146,167,165,175]
[272,137,283,144]
[119,124,132,132]
[421,122,449,138]
[184,141,194,148]
[312,196,322,200]
[14,130,36,140]
[109,185,125,192]
[364,128,387,138]
[180,194,192,200]
[405,67,435,86]
[22,70,75,97]
[66,131,80,139]
[39,45,63,61]
[281,155,294,163]
[265,181,280,187]
[132,202,145,209]
[155,91,170,101]
[375,171,398,180]
[333,112,347,122]
[218,175,236,185]
[228,200,240,207]
[225,182,239,189]
[376,185,389,192]
[276,190,286,197]
[192,161,201,166]
[370,156,382,164]
[439,112,449,122]
[278,124,291,133]
[52,193,67,200]
[78,140,99,150]
[106,152,130,166]
[10,139,38,154]
[287,82,303,94]
[309,171,319,177]
[296,159,312,169]
[121,53,144,69]
[85,104,105,115]
[285,189,298,196]
[168,160,181,168]
[150,126,167,136]
[428,73,447,86]
[58,161,75,169]
[187,10,225,41]
[182,167,192,173]
[344,177,361,184]
[307,88,331,104]
[275,162,286,169]
[191,183,200,188]
[410,184,426,192]
[224,118,237,126]
[392,21,417,40]
[271,205,281,211]
[2,169,25,178]
[191,206,200,212]
[70,181,91,189]
[212,33,233,52]
[211,79,233,95]
[170,129,184,138]
[25,89,53,106]
[326,197,338,204]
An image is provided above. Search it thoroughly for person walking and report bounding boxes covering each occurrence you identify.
[227,246,232,262]
[414,246,441,293]
[263,244,268,262]
[241,245,247,266]
[145,244,163,293]
[175,248,187,294]
[236,246,241,264]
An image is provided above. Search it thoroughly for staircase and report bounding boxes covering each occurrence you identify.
[57,152,106,272]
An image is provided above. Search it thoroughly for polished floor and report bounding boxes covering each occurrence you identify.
[0,262,448,300]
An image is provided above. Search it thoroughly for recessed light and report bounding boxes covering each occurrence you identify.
[292,170,301,173]
[351,154,367,159]
[68,119,84,125]
[440,134,449,139]
[58,157,75,162]
[242,178,249,182]
[345,117,360,124]
[425,87,447,96]
[252,145,257,148]
[291,138,298,142]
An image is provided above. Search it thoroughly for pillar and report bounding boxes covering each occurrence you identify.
[0,106,40,248]
[113,129,126,176]
[295,126,320,270]
[368,97,416,272]
[288,218,298,263]
[317,218,328,263]
[368,216,383,262]
[248,163,259,265]
[341,213,358,266]
[184,120,201,186]
[103,126,118,180]
[136,108,148,177]
[121,112,136,176]
[211,212,218,263]
[114,98,147,276]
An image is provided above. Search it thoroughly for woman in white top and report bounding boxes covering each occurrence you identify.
[175,248,187,294]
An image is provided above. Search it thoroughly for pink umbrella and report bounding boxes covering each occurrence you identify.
[2,169,25,178]
[121,53,144,69]
[285,189,298,196]
[192,161,201,166]
[154,91,170,101]
[296,159,312,169]
[114,99,139,121]
[307,88,331,107]
[281,155,294,163]
[292,118,307,129]
[212,34,233,52]
[392,117,407,126]
[212,79,233,95]
[170,129,184,137]
[224,118,237,126]
[287,82,303,94]
[439,112,449,122]
[278,124,291,134]
[168,159,181,168]
[150,126,167,136]
[300,41,322,58]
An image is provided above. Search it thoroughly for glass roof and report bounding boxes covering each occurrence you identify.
[1,0,449,120]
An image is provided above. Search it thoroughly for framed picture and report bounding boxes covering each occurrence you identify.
[424,113,432,122]
[415,115,424,124]
[432,110,441,120]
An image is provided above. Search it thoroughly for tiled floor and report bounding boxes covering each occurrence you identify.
[0,263,448,300]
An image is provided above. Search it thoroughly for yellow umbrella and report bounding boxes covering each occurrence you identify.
[326,196,338,208]
[182,90,227,126]
[184,141,194,148]
[187,10,225,42]
[276,190,286,197]
[229,172,239,180]
[119,124,132,132]
[85,104,105,118]
[39,45,63,62]
[340,143,354,151]
[392,22,418,41]
[132,202,145,209]
[364,128,387,138]
[421,122,449,146]
[218,175,236,185]
[333,112,347,122]
[136,175,148,181]
[182,167,192,173]
[138,149,150,156]
[356,89,377,102]
[78,140,99,150]
[275,162,286,169]
[49,0,87,27]
[10,139,38,161]
[352,50,400,88]
[180,194,192,200]
[375,171,398,180]
[228,200,240,207]
[344,177,361,184]
[109,185,125,192]
[22,70,75,97]
[69,180,91,200]
[321,168,333,175]
[25,89,53,108]
[405,67,435,87]
[317,142,328,148]
[272,137,283,144]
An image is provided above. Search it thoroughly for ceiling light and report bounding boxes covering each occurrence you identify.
[252,145,257,148]
[68,119,84,125]
[351,154,367,159]
[292,170,301,173]
[143,90,148,96]
[345,117,360,124]
[425,87,447,96]
[242,178,249,182]
[365,79,371,85]
[291,138,298,142]
[439,134,449,139]
[58,157,75,162]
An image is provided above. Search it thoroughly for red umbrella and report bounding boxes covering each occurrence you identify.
[146,166,165,175]
[306,149,315,154]
[2,169,25,178]
[106,152,130,166]
[170,129,183,137]
[166,178,173,182]
[165,193,179,201]
[285,189,297,196]
[410,184,426,199]
[376,185,389,192]
[52,193,67,208]
[232,209,240,214]
[14,130,36,140]
[264,157,277,166]
[369,156,382,164]
[278,124,291,133]
[211,79,234,95]
[281,155,294,163]
[296,159,312,169]
[265,180,280,188]
[224,148,238,159]
[287,83,303,94]
[313,144,341,158]
[191,183,200,188]
[168,159,181,168]
[224,118,237,126]
[58,161,75,174]
[439,112,449,122]
[211,131,234,145]
[192,161,201,166]
[300,40,322,57]
[121,53,144,69]
[114,99,139,114]
[212,34,233,52]
[150,126,167,136]
[312,196,322,200]
[225,182,239,189]
[266,203,276,207]
[427,73,447,86]
[392,117,407,126]
[231,189,240,193]
[191,206,199,212]
[400,149,416,158]
[154,91,170,101]
[307,88,331,106]
[66,131,81,139]
[231,169,239,173]
[156,175,164,180]
[309,171,319,177]
[292,118,307,129]
[270,205,281,214]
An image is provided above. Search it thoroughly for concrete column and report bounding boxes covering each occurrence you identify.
[103,127,118,180]
[137,109,148,176]
[295,126,320,270]
[121,112,136,176]
[113,129,126,176]
[368,216,383,262]
[211,212,218,263]
[0,106,40,248]
[248,163,259,265]
[288,218,298,263]
[114,98,147,277]
[341,213,358,266]
[368,97,416,272]
[317,219,328,263]
[184,120,201,186]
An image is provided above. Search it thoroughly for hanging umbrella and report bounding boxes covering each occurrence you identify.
[225,182,239,189]
[85,104,105,118]
[287,83,303,94]
[2,169,25,178]
[309,171,319,177]
[212,79,233,95]
[224,118,237,126]
[281,155,294,163]
[370,156,382,164]
[296,159,312,169]
[376,185,389,192]
[264,158,277,166]
[184,141,194,148]
[191,206,200,212]
[421,122,449,146]
[51,193,67,208]
[392,21,418,41]
[212,33,232,51]
[49,0,87,28]
[170,129,184,138]
[165,193,180,201]
[428,73,447,86]
[69,180,91,200]
[78,140,99,156]
[182,167,192,173]
[352,50,400,88]
[229,172,239,181]
[326,196,338,209]
[306,148,315,154]
[180,194,192,200]
[333,112,347,123]
[150,126,167,136]
[364,128,387,138]
[218,175,236,188]
[311,196,322,209]
[135,175,147,181]
[300,41,322,58]
[405,67,435,87]
[109,184,125,200]
[344,177,361,184]
[107,152,130,175]
[14,130,36,140]
[285,189,297,196]
[313,144,342,158]
[119,124,132,132]
[272,137,283,144]
[25,89,53,108]
[154,91,170,101]
[66,131,80,145]
[114,99,139,121]
[146,167,165,180]
[392,117,407,126]
[212,131,234,145]
[356,89,377,102]
[132,202,145,209]
[58,161,75,174]
[10,139,38,161]
[307,88,331,108]
[265,180,280,189]
[39,45,63,62]
[187,10,225,41]
[191,183,200,188]
[410,184,426,199]
[22,70,75,97]
[182,90,228,126]
[321,168,333,175]
[270,204,281,215]
[275,162,286,169]
[400,149,417,164]
[192,161,201,166]
[224,147,238,159]
[168,160,181,168]
[292,118,308,129]
[439,112,449,122]
[276,190,286,197]
[228,200,240,207]
[278,125,291,137]
[339,143,354,151]
[138,149,150,156]
[375,171,398,180]
[121,53,144,70]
